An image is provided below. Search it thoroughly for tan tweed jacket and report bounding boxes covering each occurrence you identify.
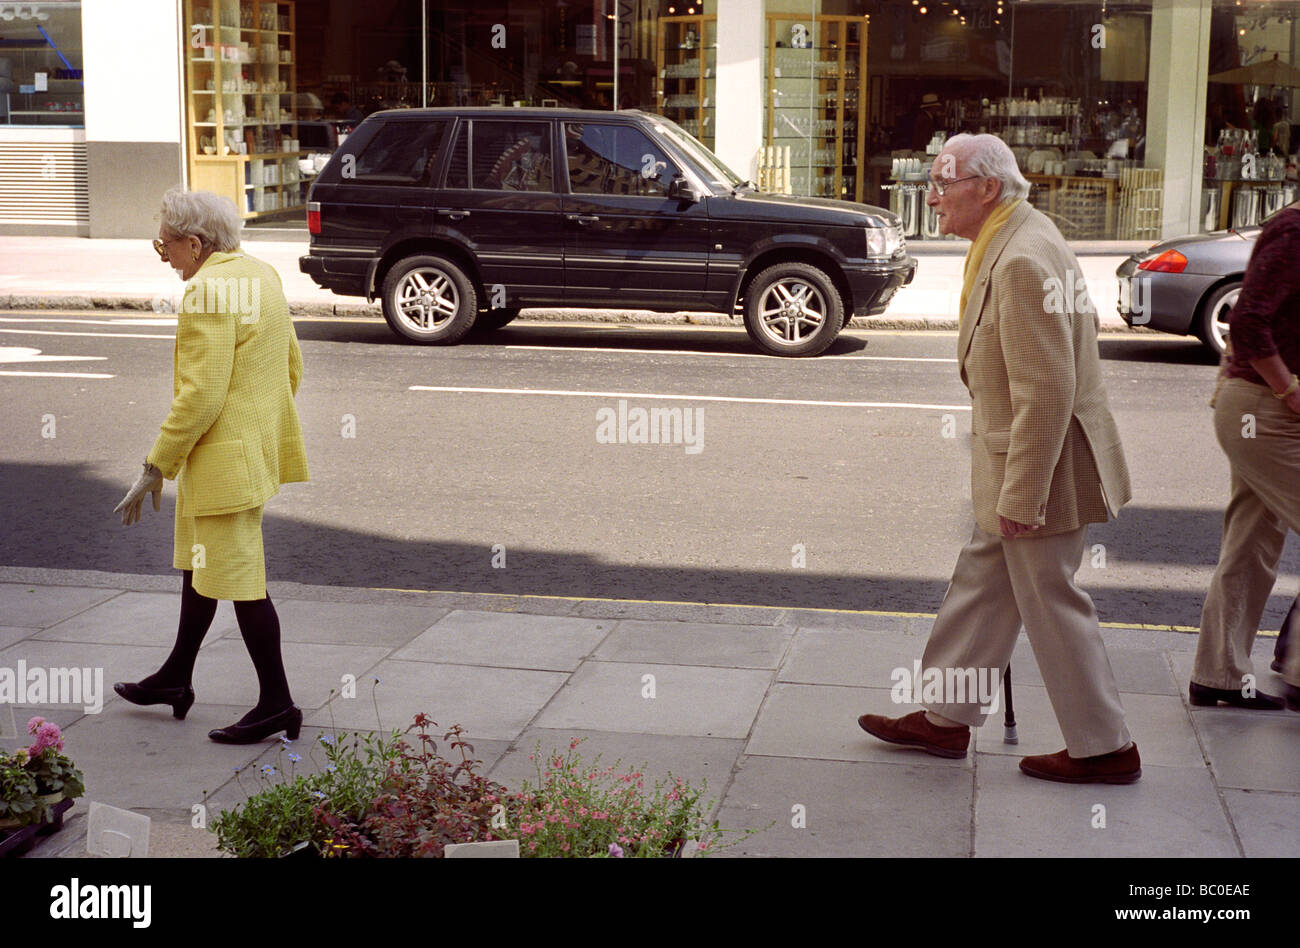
[148,250,309,518]
[957,201,1131,535]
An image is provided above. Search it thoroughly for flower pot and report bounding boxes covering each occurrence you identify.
[0,798,73,857]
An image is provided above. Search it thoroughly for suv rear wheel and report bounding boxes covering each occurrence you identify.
[743,262,844,357]
[381,255,478,344]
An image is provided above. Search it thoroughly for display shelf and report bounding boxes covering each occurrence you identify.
[184,0,303,219]
[656,14,716,151]
[764,14,867,202]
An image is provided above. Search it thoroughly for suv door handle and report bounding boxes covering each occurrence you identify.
[437,209,470,220]
[566,213,600,224]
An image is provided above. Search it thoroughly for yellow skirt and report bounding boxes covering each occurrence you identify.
[173,497,267,601]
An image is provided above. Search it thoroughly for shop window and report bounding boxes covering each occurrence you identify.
[0,1,83,126]
[564,123,679,197]
[353,120,447,185]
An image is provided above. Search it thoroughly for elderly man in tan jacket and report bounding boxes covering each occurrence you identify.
[858,134,1140,783]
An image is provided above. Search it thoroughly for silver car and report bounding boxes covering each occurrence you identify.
[1115,225,1259,357]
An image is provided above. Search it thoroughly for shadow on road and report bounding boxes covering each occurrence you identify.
[5,462,1296,631]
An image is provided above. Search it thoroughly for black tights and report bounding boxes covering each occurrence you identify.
[142,570,293,723]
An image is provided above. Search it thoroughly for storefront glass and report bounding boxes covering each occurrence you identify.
[1202,0,1300,232]
[0,0,84,127]
[845,0,1155,240]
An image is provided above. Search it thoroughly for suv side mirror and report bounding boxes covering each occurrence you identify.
[668,176,701,203]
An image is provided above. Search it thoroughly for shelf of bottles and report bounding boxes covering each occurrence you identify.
[185,0,303,218]
[655,14,716,151]
[765,14,866,202]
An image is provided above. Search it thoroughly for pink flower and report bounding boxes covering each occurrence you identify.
[578,807,588,817]
[569,738,581,750]
[561,842,570,852]
[608,843,623,858]
[529,841,537,851]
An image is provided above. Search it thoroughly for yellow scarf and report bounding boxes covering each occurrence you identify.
[960,199,1022,319]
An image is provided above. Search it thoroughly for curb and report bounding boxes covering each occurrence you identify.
[0,293,1160,334]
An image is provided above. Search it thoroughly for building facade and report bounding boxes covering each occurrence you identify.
[1,0,1297,241]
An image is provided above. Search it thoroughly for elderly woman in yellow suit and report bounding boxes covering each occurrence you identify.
[113,187,310,744]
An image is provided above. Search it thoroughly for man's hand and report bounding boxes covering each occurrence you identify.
[999,515,1040,539]
[1285,386,1300,416]
[114,463,163,526]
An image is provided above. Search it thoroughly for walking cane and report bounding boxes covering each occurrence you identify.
[1003,663,1018,744]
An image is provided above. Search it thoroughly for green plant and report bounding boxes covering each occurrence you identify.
[0,754,41,827]
[0,718,85,830]
[316,714,509,857]
[208,728,400,858]
[504,738,732,858]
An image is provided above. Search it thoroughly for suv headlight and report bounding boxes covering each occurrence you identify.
[866,223,905,259]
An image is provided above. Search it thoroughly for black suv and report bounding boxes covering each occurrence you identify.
[300,107,916,356]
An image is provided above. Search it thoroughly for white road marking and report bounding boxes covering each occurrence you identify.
[0,346,105,363]
[0,370,115,379]
[0,316,176,327]
[0,328,174,340]
[410,385,971,411]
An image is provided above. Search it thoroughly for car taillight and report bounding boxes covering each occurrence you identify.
[1136,249,1187,273]
[307,202,321,235]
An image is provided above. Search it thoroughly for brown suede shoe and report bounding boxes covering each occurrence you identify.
[1019,744,1141,784]
[856,710,970,759]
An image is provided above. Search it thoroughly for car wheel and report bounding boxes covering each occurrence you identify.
[472,307,522,334]
[380,255,477,345]
[1197,281,1240,358]
[743,262,844,357]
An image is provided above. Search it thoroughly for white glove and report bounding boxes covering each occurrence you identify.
[114,462,163,526]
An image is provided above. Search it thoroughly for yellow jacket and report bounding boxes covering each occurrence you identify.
[148,249,309,517]
[957,201,1131,535]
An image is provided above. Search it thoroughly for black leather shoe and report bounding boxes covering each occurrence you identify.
[208,705,303,745]
[1285,684,1300,713]
[1188,681,1284,710]
[114,681,195,720]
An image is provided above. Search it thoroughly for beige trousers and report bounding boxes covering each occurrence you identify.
[1194,378,1300,690]
[920,522,1132,758]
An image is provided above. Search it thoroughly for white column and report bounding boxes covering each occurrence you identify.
[714,0,764,181]
[82,0,186,237]
[1145,0,1212,238]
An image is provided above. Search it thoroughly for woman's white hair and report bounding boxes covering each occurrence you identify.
[943,133,1030,204]
[159,187,242,251]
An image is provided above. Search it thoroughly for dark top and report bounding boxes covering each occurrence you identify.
[1227,206,1300,385]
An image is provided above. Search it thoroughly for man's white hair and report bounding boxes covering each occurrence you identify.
[943,133,1030,204]
[159,187,242,251]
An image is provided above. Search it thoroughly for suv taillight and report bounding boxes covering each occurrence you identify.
[307,201,321,235]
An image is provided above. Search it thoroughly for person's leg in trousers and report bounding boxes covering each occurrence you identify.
[1273,593,1297,670]
[1003,525,1130,758]
[921,524,1024,728]
[1194,470,1287,691]
[140,570,218,690]
[231,593,294,725]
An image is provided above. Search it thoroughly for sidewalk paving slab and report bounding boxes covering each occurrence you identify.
[713,756,974,858]
[0,567,1296,859]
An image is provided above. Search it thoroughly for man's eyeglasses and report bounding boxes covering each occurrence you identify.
[926,173,984,196]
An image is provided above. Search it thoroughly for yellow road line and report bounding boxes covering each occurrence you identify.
[366,586,1276,636]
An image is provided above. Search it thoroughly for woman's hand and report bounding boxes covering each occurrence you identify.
[1286,387,1300,416]
[114,463,163,526]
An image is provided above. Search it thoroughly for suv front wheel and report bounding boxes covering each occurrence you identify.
[381,255,478,344]
[743,262,844,357]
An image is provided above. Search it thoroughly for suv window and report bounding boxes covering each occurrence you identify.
[564,123,680,197]
[353,120,447,185]
[443,120,554,192]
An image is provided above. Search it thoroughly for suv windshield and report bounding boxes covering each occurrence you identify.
[647,116,744,192]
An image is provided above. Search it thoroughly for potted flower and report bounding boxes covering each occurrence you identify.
[0,753,41,831]
[23,717,85,813]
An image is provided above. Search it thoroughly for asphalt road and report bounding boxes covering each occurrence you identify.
[2,311,1297,632]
